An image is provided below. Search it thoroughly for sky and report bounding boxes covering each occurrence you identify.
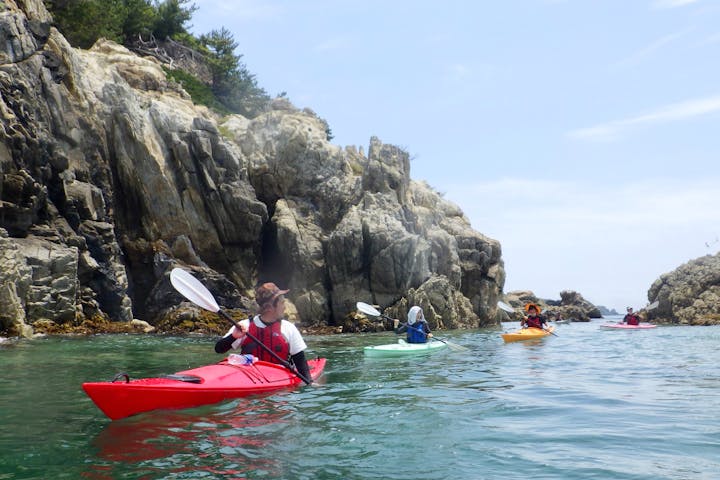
[190,0,720,311]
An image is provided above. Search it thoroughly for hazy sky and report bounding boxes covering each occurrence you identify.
[190,0,720,311]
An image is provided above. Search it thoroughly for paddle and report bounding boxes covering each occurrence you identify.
[355,302,468,351]
[169,268,311,385]
[497,301,558,336]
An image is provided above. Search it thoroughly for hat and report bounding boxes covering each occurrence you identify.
[626,307,633,312]
[255,282,289,307]
[407,306,424,325]
[524,303,541,313]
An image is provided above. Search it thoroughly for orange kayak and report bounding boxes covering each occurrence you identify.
[502,326,555,343]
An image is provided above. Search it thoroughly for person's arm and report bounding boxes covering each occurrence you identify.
[291,350,312,384]
[214,324,246,353]
[424,323,433,338]
[393,319,407,334]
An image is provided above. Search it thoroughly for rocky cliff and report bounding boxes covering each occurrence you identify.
[647,253,720,325]
[0,1,505,337]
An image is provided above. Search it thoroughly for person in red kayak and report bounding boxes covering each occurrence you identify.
[214,282,312,383]
[623,307,640,326]
[520,303,548,329]
[392,305,434,343]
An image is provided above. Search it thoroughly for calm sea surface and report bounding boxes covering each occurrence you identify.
[1,318,719,479]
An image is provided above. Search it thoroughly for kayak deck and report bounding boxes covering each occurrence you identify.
[82,358,326,420]
[600,323,657,329]
[363,339,447,357]
[502,326,555,343]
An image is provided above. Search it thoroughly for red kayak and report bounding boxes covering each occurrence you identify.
[83,358,326,420]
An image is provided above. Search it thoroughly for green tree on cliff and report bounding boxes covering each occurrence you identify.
[199,27,269,118]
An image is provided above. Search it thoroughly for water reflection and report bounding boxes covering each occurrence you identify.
[87,397,293,478]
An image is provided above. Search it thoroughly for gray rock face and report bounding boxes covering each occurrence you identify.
[503,289,601,322]
[648,253,720,325]
[0,0,505,334]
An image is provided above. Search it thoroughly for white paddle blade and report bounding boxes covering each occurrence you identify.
[170,268,220,313]
[497,301,515,313]
[647,301,659,310]
[356,301,381,317]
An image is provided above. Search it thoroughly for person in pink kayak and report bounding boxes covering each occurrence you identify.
[214,282,312,382]
[520,303,548,329]
[623,307,640,326]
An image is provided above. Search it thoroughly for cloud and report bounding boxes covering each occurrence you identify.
[613,30,689,68]
[567,94,720,141]
[445,177,720,309]
[652,0,699,9]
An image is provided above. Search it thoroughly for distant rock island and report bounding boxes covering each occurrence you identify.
[648,252,720,325]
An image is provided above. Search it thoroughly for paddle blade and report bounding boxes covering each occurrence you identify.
[497,301,515,313]
[356,301,382,317]
[170,268,220,313]
[647,301,659,310]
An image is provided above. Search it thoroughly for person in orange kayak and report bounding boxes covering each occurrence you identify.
[214,282,312,382]
[623,307,640,325]
[520,303,548,329]
[393,305,434,343]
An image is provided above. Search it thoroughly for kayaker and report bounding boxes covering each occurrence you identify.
[214,282,312,383]
[520,303,548,330]
[623,307,640,326]
[393,305,434,343]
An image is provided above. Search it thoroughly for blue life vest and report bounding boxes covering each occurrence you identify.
[407,323,428,343]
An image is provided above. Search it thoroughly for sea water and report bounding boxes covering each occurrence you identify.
[1,320,719,479]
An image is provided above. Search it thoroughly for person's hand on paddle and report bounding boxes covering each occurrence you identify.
[393,318,399,329]
[427,333,433,338]
[231,323,247,339]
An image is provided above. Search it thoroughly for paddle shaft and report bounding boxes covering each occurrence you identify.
[217,309,311,385]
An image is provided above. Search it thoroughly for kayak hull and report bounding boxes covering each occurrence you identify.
[82,358,326,420]
[363,340,447,357]
[600,323,657,329]
[502,326,555,343]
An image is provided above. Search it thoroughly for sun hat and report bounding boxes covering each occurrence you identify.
[524,303,541,313]
[255,282,289,307]
[407,306,424,325]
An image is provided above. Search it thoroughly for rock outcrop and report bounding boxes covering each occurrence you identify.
[647,253,720,325]
[0,1,505,336]
[502,290,602,322]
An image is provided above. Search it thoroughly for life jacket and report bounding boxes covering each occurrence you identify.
[241,319,290,363]
[407,323,428,343]
[525,315,543,329]
[625,314,640,326]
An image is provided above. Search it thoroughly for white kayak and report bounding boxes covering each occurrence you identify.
[363,339,448,357]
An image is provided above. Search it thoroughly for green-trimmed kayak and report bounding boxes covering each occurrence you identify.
[363,339,448,357]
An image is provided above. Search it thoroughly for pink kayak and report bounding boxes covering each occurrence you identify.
[600,323,657,329]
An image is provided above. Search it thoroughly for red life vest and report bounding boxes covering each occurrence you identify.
[241,319,290,363]
[525,315,543,329]
[625,314,640,326]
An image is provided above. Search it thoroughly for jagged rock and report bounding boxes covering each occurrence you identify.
[648,253,720,325]
[0,0,506,335]
[504,289,601,322]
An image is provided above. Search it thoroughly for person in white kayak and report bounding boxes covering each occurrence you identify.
[214,282,312,382]
[393,305,434,343]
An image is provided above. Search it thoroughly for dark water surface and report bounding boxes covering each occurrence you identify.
[1,320,719,479]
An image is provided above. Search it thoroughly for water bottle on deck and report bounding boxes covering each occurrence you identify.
[228,353,257,366]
